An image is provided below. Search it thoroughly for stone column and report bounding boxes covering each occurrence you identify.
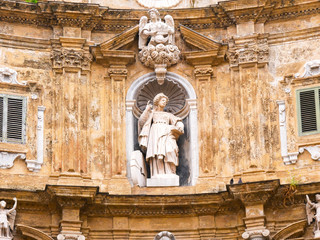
[228,180,279,240]
[194,65,215,176]
[51,37,92,180]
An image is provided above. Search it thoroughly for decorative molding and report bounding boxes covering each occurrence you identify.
[180,25,225,66]
[180,25,221,51]
[276,100,299,165]
[100,25,139,51]
[299,145,320,160]
[0,67,26,86]
[0,0,319,32]
[25,106,45,172]
[0,152,26,169]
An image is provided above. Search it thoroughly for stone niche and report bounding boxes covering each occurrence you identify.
[126,72,198,187]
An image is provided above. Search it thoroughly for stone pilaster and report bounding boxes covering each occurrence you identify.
[50,37,92,180]
[194,65,215,176]
[107,66,128,177]
[228,180,279,240]
[227,34,272,175]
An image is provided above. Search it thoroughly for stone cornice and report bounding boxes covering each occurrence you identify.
[0,181,319,216]
[0,0,319,31]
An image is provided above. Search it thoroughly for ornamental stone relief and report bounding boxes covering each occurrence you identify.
[138,9,180,84]
[227,37,269,67]
[133,78,188,119]
[51,49,92,71]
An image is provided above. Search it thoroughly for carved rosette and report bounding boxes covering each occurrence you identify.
[227,37,269,67]
[51,49,92,71]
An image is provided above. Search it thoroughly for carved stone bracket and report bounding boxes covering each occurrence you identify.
[299,145,320,160]
[0,67,26,86]
[295,59,320,78]
[0,152,26,169]
[51,49,92,71]
[227,35,269,68]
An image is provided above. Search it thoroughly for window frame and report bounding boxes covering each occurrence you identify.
[297,86,320,136]
[0,94,27,144]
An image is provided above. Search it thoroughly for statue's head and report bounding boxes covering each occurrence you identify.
[0,200,6,208]
[148,8,160,21]
[153,93,169,108]
[316,194,320,202]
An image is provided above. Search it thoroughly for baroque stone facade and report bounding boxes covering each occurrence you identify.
[0,0,320,239]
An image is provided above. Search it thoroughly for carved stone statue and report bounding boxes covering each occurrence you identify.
[138,9,180,84]
[0,198,17,240]
[154,231,175,240]
[138,93,184,186]
[306,194,320,238]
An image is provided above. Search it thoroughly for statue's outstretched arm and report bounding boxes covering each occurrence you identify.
[306,195,316,209]
[8,197,17,213]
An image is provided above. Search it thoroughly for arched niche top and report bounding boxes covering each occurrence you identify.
[126,72,196,101]
[16,224,54,240]
[126,72,199,186]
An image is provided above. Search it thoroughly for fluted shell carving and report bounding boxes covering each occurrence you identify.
[133,79,189,119]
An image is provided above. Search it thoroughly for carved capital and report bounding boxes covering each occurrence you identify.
[242,229,270,239]
[51,49,92,71]
[107,68,128,76]
[194,66,214,77]
[227,36,269,68]
[228,180,279,205]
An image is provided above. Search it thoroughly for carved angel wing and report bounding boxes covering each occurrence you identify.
[138,16,148,49]
[306,204,315,225]
[8,210,16,231]
[164,15,175,45]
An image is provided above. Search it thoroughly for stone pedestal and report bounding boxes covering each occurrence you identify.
[147,174,179,187]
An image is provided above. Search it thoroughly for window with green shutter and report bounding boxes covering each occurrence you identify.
[297,87,320,136]
[0,94,26,144]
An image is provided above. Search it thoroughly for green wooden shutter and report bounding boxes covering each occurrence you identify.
[0,94,26,144]
[298,88,320,135]
[7,97,24,143]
